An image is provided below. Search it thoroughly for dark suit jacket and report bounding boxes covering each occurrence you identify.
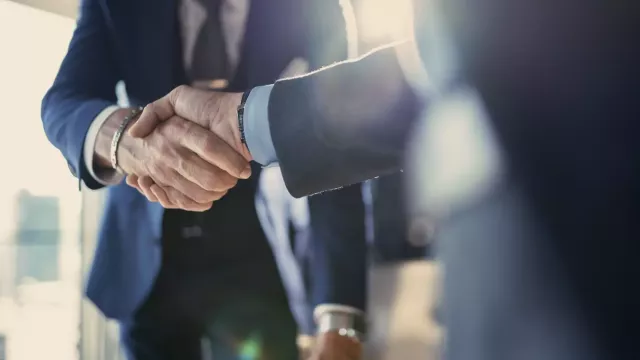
[267,44,423,198]
[41,0,366,320]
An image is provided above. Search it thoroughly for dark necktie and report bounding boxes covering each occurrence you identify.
[189,0,229,82]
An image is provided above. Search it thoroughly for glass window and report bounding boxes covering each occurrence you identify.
[0,1,81,360]
[0,334,6,360]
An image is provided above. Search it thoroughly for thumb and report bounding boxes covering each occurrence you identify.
[128,104,163,138]
[128,94,175,138]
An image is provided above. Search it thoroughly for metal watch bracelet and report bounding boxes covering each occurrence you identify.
[317,311,367,342]
[110,107,143,172]
[237,89,251,144]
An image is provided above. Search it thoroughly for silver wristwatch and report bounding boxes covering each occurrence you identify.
[316,311,367,342]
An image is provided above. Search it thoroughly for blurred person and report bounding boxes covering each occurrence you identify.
[126,0,640,359]
[40,0,369,359]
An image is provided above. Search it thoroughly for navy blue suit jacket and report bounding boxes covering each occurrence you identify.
[41,0,366,320]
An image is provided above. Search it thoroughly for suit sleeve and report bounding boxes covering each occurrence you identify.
[41,0,120,190]
[267,44,423,198]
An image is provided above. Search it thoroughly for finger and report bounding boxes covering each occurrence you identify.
[138,175,163,204]
[126,175,142,191]
[177,122,252,179]
[148,183,177,209]
[173,148,240,192]
[128,89,178,138]
[126,175,148,197]
[153,184,213,212]
[126,174,138,187]
[152,167,225,204]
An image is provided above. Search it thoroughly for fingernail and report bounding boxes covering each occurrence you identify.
[240,165,251,179]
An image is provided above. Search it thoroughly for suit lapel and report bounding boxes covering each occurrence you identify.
[229,0,305,91]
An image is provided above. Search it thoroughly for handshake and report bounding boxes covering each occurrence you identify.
[96,85,254,211]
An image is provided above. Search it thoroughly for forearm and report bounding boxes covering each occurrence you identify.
[267,42,423,197]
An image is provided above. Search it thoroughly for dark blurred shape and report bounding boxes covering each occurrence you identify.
[410,0,640,358]
[370,173,428,264]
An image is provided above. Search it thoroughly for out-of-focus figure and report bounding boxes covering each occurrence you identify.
[408,0,640,359]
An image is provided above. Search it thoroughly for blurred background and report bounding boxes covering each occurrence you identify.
[0,0,440,359]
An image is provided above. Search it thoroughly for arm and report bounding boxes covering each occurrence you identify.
[41,0,120,190]
[268,43,423,198]
[42,1,247,206]
[127,45,423,204]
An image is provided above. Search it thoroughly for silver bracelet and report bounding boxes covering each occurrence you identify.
[317,312,366,342]
[110,107,143,173]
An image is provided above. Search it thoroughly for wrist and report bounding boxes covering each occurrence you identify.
[316,311,367,342]
[94,107,140,171]
[223,92,253,161]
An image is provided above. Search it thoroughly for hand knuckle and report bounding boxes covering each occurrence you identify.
[176,156,192,175]
[158,140,176,158]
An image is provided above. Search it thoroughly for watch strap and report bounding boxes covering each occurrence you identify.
[237,89,251,144]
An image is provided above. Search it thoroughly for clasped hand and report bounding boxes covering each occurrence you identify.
[119,85,251,211]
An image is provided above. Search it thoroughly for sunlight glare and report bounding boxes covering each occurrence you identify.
[358,0,414,42]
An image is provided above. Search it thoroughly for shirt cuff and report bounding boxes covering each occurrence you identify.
[314,304,366,322]
[83,105,125,186]
[244,84,279,166]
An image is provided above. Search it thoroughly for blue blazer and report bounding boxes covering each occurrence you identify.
[41,0,366,321]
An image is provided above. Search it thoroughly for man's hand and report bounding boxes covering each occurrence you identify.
[95,108,251,211]
[124,86,251,210]
[128,85,250,160]
[308,332,362,360]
